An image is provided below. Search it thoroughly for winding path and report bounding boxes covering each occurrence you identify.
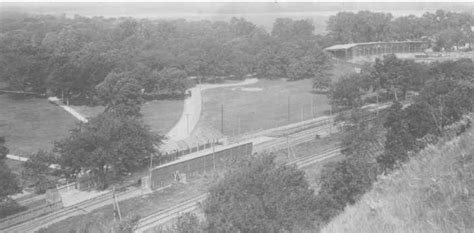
[165,78,258,142]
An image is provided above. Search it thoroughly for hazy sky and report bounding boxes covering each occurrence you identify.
[1,2,473,33]
[1,2,473,18]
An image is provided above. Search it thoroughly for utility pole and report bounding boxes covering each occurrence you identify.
[287,95,290,123]
[221,104,224,134]
[112,186,122,221]
[311,97,314,118]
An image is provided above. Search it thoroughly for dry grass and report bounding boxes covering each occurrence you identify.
[321,127,474,233]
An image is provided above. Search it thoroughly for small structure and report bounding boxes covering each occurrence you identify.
[325,41,430,60]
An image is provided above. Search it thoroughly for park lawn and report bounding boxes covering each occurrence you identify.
[141,99,184,135]
[0,94,78,156]
[72,99,184,135]
[196,79,331,137]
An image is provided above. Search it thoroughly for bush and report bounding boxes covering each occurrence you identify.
[175,213,203,233]
[0,198,27,218]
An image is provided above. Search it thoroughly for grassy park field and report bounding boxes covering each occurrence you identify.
[141,99,184,135]
[196,78,331,137]
[0,94,183,157]
[0,94,78,156]
[194,61,357,138]
[72,99,184,136]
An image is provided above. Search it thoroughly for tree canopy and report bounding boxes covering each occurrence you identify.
[55,112,160,189]
[0,14,331,104]
[325,9,474,51]
[203,154,317,233]
[0,137,21,199]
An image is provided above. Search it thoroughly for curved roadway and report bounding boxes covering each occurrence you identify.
[162,78,258,151]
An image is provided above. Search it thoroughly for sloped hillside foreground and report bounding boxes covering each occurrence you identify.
[322,125,474,233]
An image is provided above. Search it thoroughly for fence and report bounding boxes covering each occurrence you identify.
[150,142,253,189]
[157,139,224,167]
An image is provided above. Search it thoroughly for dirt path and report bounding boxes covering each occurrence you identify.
[48,97,88,123]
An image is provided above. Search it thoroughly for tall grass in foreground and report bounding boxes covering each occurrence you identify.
[322,127,474,233]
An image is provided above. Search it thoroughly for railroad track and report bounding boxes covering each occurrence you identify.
[4,187,138,233]
[134,146,342,233]
[255,124,333,153]
[135,194,208,233]
[4,100,406,233]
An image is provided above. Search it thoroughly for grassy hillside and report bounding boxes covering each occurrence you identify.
[321,126,474,233]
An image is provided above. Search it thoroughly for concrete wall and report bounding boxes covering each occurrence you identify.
[150,143,253,189]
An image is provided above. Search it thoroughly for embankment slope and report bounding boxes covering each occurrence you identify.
[322,127,474,233]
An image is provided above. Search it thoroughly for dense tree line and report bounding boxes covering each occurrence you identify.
[0,12,330,105]
[1,9,471,106]
[326,9,474,51]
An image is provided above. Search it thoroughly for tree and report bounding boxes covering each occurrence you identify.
[287,46,331,81]
[96,71,144,117]
[55,112,160,189]
[377,101,415,172]
[230,17,256,37]
[316,157,376,223]
[22,150,58,194]
[203,155,317,233]
[0,136,8,160]
[326,11,392,44]
[0,137,21,199]
[330,74,364,109]
[404,102,439,138]
[156,67,190,96]
[0,163,22,199]
[0,137,24,218]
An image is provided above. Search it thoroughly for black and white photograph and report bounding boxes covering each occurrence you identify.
[0,1,473,232]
